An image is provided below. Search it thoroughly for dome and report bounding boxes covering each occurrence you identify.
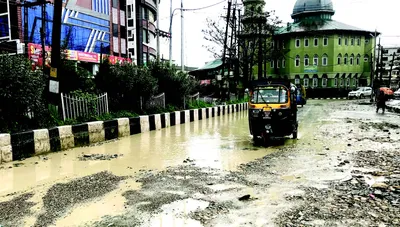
[292,0,335,17]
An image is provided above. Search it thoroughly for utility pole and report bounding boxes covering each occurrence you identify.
[23,4,28,57]
[388,52,396,87]
[376,38,381,81]
[180,0,184,71]
[257,23,262,79]
[169,0,173,65]
[379,45,384,82]
[220,0,232,101]
[156,0,160,61]
[41,0,46,74]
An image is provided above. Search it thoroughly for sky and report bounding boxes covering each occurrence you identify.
[157,0,400,68]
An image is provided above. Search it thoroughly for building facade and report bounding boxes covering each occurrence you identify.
[269,0,377,94]
[0,0,24,54]
[126,0,158,66]
[376,47,400,88]
[0,0,161,70]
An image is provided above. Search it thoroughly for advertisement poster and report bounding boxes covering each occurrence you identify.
[28,43,132,67]
[28,43,52,68]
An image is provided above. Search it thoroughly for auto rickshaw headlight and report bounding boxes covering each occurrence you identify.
[278,112,283,116]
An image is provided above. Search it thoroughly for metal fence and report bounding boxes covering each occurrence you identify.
[61,92,109,120]
[143,92,165,109]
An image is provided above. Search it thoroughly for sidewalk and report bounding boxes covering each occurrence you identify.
[386,99,400,113]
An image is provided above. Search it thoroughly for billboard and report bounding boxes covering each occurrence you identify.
[27,43,131,67]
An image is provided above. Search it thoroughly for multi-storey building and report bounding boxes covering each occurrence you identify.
[376,47,400,88]
[269,0,378,93]
[0,0,161,70]
[0,0,24,54]
[126,0,158,66]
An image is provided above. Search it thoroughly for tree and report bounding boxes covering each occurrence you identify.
[201,17,232,59]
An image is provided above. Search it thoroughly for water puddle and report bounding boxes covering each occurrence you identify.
[0,112,270,196]
[53,178,141,226]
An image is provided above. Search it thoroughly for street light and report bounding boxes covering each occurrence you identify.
[169,0,184,72]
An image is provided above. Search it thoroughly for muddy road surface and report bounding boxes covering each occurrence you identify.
[1,100,400,226]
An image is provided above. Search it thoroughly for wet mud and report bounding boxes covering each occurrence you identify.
[34,172,126,227]
[1,99,400,226]
[0,193,35,226]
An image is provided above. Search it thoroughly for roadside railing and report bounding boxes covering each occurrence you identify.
[142,92,166,109]
[61,92,109,120]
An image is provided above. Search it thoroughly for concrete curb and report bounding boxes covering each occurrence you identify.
[310,97,348,100]
[0,103,249,164]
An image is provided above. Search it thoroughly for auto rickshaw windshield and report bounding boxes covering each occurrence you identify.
[251,87,288,104]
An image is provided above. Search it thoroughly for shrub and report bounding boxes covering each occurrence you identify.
[0,54,47,133]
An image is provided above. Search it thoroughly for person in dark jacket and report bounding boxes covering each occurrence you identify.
[376,90,387,114]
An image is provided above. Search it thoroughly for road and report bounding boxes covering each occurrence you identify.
[1,100,400,226]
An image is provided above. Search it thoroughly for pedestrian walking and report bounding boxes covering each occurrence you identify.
[376,90,387,114]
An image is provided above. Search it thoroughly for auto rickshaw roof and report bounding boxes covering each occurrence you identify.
[250,78,291,90]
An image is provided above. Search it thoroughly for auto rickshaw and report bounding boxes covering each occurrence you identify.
[246,78,298,145]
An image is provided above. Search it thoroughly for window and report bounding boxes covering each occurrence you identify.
[365,39,370,44]
[271,60,274,68]
[322,54,328,66]
[353,78,357,87]
[149,11,155,23]
[337,54,342,65]
[296,38,300,47]
[344,54,348,64]
[357,38,361,46]
[323,37,328,46]
[313,54,319,66]
[356,54,361,65]
[272,40,275,49]
[346,78,350,87]
[350,54,354,65]
[277,60,280,68]
[338,36,342,45]
[340,78,344,87]
[295,78,300,84]
[322,78,328,87]
[304,78,309,87]
[312,78,318,87]
[120,26,126,39]
[128,19,134,27]
[351,38,354,45]
[143,30,148,43]
[314,38,318,46]
[112,0,118,7]
[113,24,118,37]
[295,55,300,67]
[304,38,309,47]
[282,59,286,68]
[127,5,132,18]
[251,88,289,104]
[364,54,369,62]
[345,38,348,45]
[282,40,285,49]
[334,78,338,87]
[304,55,309,66]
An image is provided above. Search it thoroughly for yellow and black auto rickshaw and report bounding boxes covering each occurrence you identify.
[246,79,298,145]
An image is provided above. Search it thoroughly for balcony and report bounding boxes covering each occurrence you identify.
[142,19,156,34]
[143,44,157,56]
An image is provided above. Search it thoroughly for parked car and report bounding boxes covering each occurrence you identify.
[380,87,394,99]
[394,88,400,99]
[348,87,373,99]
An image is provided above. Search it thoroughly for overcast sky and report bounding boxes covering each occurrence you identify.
[157,0,400,68]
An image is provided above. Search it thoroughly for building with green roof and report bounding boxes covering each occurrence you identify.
[269,0,379,97]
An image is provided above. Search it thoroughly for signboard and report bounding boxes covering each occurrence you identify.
[49,80,59,94]
[50,67,57,78]
[28,43,131,67]
[28,43,52,68]
[304,66,318,73]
